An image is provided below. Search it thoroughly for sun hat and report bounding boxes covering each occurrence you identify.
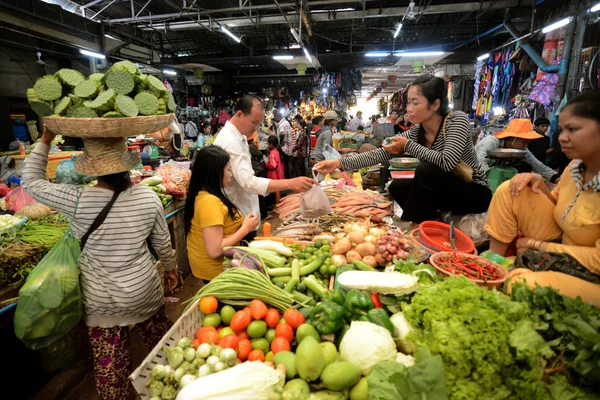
[323,110,341,121]
[495,119,543,140]
[74,137,140,177]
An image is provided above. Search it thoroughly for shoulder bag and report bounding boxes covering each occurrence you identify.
[79,190,121,250]
[442,112,473,183]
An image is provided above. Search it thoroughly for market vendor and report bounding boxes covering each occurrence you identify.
[213,95,315,241]
[311,110,340,163]
[475,118,560,183]
[315,75,492,223]
[185,145,260,281]
[22,127,178,399]
[486,90,600,306]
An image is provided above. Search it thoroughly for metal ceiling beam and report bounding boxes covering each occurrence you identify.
[133,0,531,30]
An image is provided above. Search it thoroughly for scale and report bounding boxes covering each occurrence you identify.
[142,145,159,159]
[486,149,526,193]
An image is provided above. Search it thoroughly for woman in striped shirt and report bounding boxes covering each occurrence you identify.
[316,75,492,223]
[23,128,178,399]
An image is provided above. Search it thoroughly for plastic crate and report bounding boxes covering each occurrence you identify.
[129,298,204,398]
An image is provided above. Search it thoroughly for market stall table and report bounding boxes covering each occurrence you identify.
[10,152,82,180]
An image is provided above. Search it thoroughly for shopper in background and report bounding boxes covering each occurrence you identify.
[486,90,600,306]
[316,75,492,224]
[311,116,324,135]
[528,117,551,163]
[312,110,340,163]
[265,136,285,204]
[23,127,178,400]
[184,118,199,142]
[274,109,295,179]
[348,111,364,132]
[292,118,308,178]
[185,146,259,281]
[213,95,315,242]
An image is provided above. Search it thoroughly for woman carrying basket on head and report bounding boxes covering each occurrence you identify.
[22,127,178,400]
[315,75,492,224]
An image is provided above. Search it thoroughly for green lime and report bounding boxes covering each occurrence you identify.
[247,320,268,338]
[265,328,276,343]
[319,264,328,275]
[314,240,323,248]
[322,240,330,246]
[265,351,274,362]
[324,258,331,266]
[251,338,270,354]
[328,264,338,275]
[203,313,221,328]
[220,305,236,325]
[320,245,331,252]
[219,327,235,338]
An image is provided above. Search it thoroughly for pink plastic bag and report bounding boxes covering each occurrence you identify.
[5,187,34,212]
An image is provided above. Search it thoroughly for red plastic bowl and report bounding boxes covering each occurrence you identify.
[429,252,508,290]
[419,221,475,254]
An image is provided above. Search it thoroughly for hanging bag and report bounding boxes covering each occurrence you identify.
[300,170,332,218]
[442,112,473,183]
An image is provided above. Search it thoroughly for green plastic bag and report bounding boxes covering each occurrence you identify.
[14,230,82,350]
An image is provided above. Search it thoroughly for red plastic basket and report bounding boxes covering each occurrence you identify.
[418,221,475,254]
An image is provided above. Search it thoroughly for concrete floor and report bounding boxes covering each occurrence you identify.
[62,274,205,400]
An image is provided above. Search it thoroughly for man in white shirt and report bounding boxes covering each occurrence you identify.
[274,109,294,178]
[214,95,315,241]
[184,119,199,141]
[348,111,363,132]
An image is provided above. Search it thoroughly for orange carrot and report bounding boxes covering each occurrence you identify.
[263,222,272,237]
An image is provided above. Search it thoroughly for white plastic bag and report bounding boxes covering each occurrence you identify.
[300,170,332,218]
[459,212,490,246]
[322,144,342,160]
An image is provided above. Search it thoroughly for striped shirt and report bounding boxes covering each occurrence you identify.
[340,111,488,186]
[22,143,176,327]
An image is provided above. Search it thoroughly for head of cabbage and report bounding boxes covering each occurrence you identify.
[340,321,397,375]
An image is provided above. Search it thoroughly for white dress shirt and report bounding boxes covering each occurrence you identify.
[348,117,363,132]
[214,121,271,223]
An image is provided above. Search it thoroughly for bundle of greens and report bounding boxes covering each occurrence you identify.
[402,277,553,399]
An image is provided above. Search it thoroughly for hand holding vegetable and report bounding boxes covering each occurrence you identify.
[241,212,259,234]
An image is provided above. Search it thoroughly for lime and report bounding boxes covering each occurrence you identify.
[265,328,276,343]
[328,265,338,275]
[251,338,270,354]
[319,264,328,275]
[247,320,268,338]
[219,327,235,338]
[321,245,331,252]
[220,305,236,325]
[203,313,221,328]
[265,351,274,362]
[314,240,323,248]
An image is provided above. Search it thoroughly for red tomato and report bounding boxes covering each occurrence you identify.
[247,349,265,362]
[230,311,251,332]
[264,308,280,328]
[195,326,216,341]
[275,323,294,344]
[238,339,252,361]
[220,334,239,350]
[283,309,305,329]
[270,337,291,354]
[192,338,201,350]
[242,307,252,318]
[236,330,250,341]
[249,299,268,320]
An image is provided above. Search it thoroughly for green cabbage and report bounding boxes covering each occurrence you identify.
[340,321,397,375]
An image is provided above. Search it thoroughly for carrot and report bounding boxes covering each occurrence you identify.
[263,222,272,237]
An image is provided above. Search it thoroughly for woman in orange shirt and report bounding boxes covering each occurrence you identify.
[185,146,259,280]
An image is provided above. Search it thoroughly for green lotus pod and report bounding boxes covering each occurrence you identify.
[145,75,167,96]
[34,75,63,101]
[83,88,116,113]
[74,79,100,99]
[68,106,98,118]
[68,94,83,107]
[112,60,140,76]
[89,73,105,83]
[105,69,135,95]
[156,98,167,115]
[27,88,54,117]
[102,111,125,118]
[54,97,72,116]
[55,69,85,88]
[134,92,159,115]
[167,92,177,112]
[115,94,139,117]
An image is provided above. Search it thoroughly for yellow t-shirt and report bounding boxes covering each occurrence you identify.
[187,191,243,280]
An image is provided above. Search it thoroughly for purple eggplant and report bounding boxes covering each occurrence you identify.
[223,247,265,273]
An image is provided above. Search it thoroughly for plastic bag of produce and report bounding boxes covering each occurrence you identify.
[322,144,342,160]
[300,170,332,218]
[13,230,83,350]
[5,186,34,212]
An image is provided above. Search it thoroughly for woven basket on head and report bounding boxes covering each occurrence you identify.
[43,114,175,138]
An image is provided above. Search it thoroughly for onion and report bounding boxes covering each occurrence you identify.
[364,235,377,244]
[331,254,347,267]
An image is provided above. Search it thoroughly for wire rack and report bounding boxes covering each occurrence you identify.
[571,46,600,91]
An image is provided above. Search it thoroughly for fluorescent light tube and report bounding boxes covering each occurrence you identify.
[395,51,444,57]
[303,47,315,66]
[592,2,600,12]
[365,52,390,57]
[541,17,571,33]
[394,24,403,38]
[477,53,490,61]
[221,26,241,43]
[273,55,294,60]
[163,70,177,76]
[80,49,105,59]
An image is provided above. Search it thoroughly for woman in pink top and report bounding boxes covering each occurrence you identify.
[266,136,284,203]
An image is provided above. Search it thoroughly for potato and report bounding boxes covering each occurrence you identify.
[346,250,362,263]
[348,231,365,245]
[333,237,352,255]
[362,256,378,268]
[355,242,377,257]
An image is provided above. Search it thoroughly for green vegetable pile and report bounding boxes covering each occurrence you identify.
[27,61,177,119]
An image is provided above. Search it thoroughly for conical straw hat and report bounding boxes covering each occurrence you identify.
[74,137,140,176]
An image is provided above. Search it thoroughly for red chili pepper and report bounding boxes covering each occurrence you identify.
[370,292,383,308]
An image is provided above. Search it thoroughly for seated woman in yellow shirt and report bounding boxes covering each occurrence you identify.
[185,146,259,280]
[485,91,600,306]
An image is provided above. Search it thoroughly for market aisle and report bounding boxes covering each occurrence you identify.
[62,274,205,400]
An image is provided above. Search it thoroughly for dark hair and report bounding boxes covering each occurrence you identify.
[312,116,324,125]
[184,146,240,233]
[391,109,400,115]
[297,119,307,129]
[99,171,132,194]
[534,117,550,126]
[563,90,600,125]
[294,115,304,121]
[234,95,264,115]
[357,125,364,131]
[410,75,449,117]
[268,136,279,147]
